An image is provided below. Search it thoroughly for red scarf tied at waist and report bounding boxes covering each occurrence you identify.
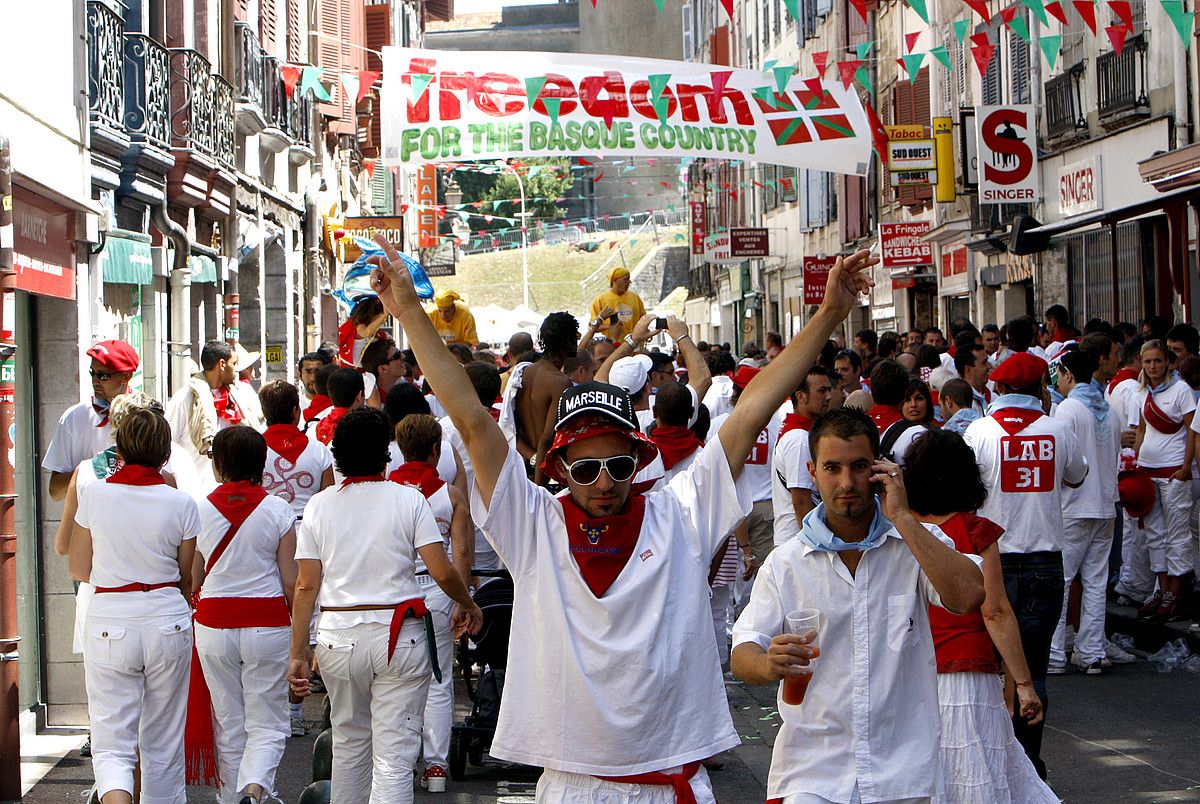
[649,425,704,471]
[868,404,904,435]
[263,423,309,465]
[597,761,703,804]
[315,406,351,445]
[185,481,278,787]
[1143,390,1184,435]
[388,461,445,498]
[106,463,166,486]
[778,412,813,442]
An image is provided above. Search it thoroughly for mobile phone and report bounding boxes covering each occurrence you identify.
[655,317,668,331]
[609,314,620,325]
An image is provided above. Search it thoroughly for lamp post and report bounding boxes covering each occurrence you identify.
[496,159,529,308]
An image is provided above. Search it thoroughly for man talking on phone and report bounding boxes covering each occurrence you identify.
[370,235,878,803]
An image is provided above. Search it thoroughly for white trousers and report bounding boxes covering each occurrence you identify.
[1051,518,1114,665]
[1116,511,1155,600]
[710,585,733,668]
[195,623,291,802]
[318,619,431,804]
[83,611,192,804]
[419,581,454,770]
[1142,477,1194,576]
[536,765,715,803]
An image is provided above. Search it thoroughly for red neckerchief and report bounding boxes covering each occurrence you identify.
[1107,367,1139,394]
[205,481,268,552]
[778,412,813,442]
[263,423,309,464]
[337,319,357,367]
[340,474,385,488]
[388,461,445,498]
[315,406,350,445]
[989,407,1045,435]
[559,493,648,598]
[92,398,110,428]
[487,407,501,421]
[212,386,243,425]
[304,394,333,422]
[1144,391,1184,435]
[106,464,166,486]
[869,404,905,435]
[649,425,704,470]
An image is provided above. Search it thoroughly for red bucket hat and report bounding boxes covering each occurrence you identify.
[86,340,139,374]
[539,381,659,484]
[1118,469,1156,523]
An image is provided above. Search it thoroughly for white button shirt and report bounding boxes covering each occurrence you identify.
[733,520,977,803]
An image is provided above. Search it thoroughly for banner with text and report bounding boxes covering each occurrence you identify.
[880,221,933,268]
[381,48,872,173]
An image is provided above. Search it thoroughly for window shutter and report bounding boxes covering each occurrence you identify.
[682,2,694,60]
[816,0,831,18]
[260,0,277,54]
[764,164,778,210]
[826,172,838,219]
[315,0,344,120]
[979,21,1002,104]
[807,169,826,226]
[345,0,364,126]
[773,0,781,36]
[286,0,301,62]
[371,165,393,213]
[842,176,863,242]
[1009,24,1030,104]
[235,0,249,22]
[798,168,810,226]
[364,2,390,155]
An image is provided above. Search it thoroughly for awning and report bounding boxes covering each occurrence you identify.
[189,255,218,284]
[1020,183,1200,243]
[102,231,154,285]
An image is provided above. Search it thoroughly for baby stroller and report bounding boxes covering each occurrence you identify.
[448,569,513,780]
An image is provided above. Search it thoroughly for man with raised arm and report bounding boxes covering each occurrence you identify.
[369,234,876,803]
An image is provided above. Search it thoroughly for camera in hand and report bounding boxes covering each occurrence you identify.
[655,317,668,331]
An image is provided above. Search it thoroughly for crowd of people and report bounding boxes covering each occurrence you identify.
[42,235,1200,804]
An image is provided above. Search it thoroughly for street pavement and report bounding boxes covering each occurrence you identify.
[22,658,1200,802]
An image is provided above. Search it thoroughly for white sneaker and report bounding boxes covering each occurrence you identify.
[1104,639,1137,665]
[1047,661,1068,675]
[290,713,308,737]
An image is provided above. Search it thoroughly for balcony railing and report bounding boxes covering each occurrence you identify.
[235,21,265,110]
[1045,66,1087,140]
[288,89,313,147]
[170,48,235,169]
[1097,35,1149,120]
[123,33,171,148]
[87,1,124,130]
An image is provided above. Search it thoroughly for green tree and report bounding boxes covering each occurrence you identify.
[481,158,574,230]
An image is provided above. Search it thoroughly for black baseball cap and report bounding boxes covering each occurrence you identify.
[555,381,639,432]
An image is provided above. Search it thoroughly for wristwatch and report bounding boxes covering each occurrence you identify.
[624,334,639,349]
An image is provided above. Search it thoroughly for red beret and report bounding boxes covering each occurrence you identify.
[989,352,1047,388]
[1118,469,1156,520]
[86,340,139,374]
[732,365,761,390]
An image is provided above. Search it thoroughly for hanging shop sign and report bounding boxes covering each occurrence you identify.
[12,188,75,300]
[381,48,873,173]
[342,216,405,263]
[879,221,933,268]
[690,201,706,255]
[730,227,769,257]
[704,231,741,265]
[803,255,837,305]
[976,105,1040,204]
[416,165,439,248]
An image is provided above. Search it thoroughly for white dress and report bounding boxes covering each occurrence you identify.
[933,672,1059,804]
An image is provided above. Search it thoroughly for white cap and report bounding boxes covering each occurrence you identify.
[608,354,653,395]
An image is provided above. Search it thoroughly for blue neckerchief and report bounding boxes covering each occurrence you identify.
[1149,376,1177,397]
[986,393,1044,415]
[942,408,981,434]
[797,499,894,553]
[1048,385,1065,405]
[1068,381,1110,423]
[1090,378,1105,393]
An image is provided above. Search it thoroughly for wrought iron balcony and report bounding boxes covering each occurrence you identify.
[123,33,171,148]
[235,21,266,127]
[1045,65,1087,141]
[288,91,313,148]
[87,1,124,130]
[169,48,235,169]
[1097,36,1149,123]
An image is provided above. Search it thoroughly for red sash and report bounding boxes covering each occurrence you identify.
[193,596,289,627]
[1141,465,1184,479]
[303,394,333,422]
[1143,392,1184,435]
[649,425,704,470]
[264,424,309,465]
[596,761,702,804]
[315,406,350,445]
[868,404,904,435]
[185,482,270,787]
[778,412,813,443]
[387,598,430,662]
[388,461,445,498]
[989,407,1045,435]
[1107,367,1139,394]
[559,494,648,598]
[106,464,166,486]
[94,581,176,593]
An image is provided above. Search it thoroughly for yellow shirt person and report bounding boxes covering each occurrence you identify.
[426,289,480,347]
[588,267,647,341]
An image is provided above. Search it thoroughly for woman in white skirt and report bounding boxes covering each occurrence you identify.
[71,407,200,804]
[903,429,1059,804]
[190,425,298,803]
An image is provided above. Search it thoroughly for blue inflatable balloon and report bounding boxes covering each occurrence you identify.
[332,237,435,313]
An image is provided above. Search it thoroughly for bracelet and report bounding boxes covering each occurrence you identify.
[624,334,638,349]
[1015,680,1034,688]
[676,334,692,343]
[593,318,604,328]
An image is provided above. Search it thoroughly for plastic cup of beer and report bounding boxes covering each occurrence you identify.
[782,608,821,706]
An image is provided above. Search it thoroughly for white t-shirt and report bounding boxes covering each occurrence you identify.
[75,479,200,619]
[469,435,751,775]
[387,439,457,484]
[42,401,113,474]
[264,438,334,520]
[296,480,441,629]
[1137,382,1196,469]
[635,407,655,433]
[964,408,1088,553]
[1107,376,1142,429]
[880,419,925,467]
[733,525,970,802]
[196,494,295,599]
[772,429,816,545]
[427,393,447,419]
[710,411,780,502]
[439,415,502,572]
[702,375,735,420]
[1054,397,1121,519]
[405,482,453,575]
